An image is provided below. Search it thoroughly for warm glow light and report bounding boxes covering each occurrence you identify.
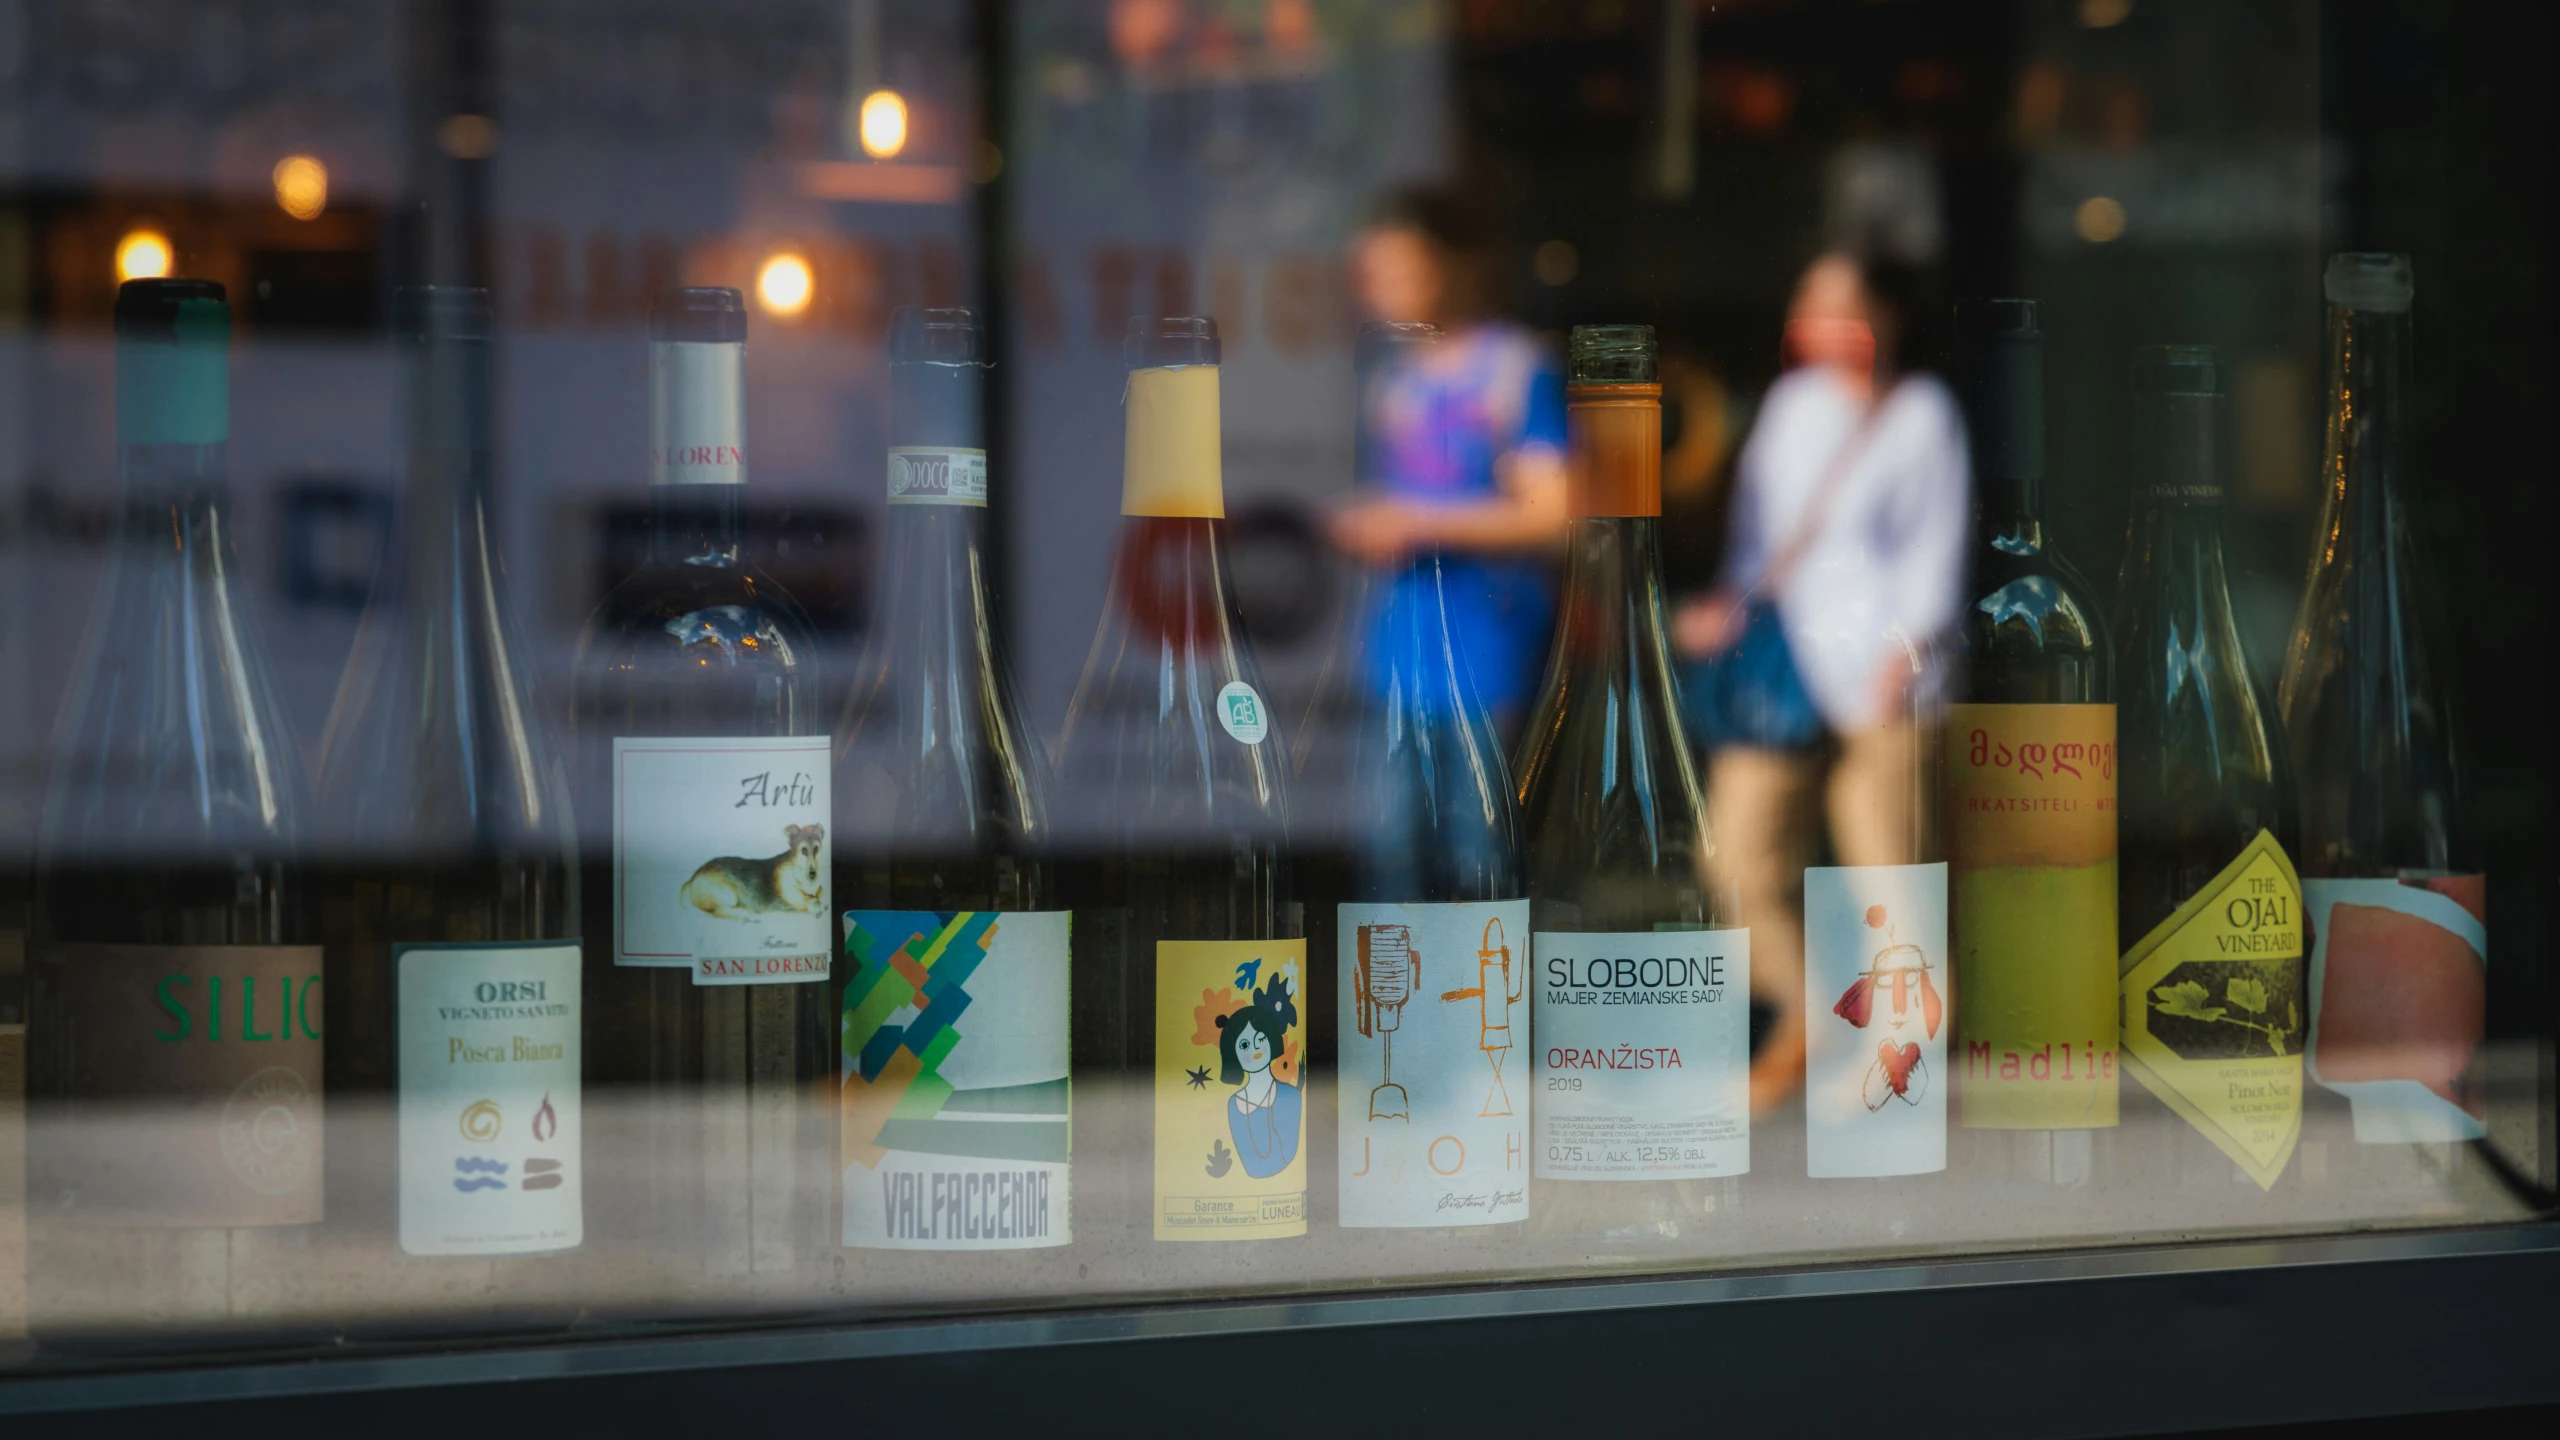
[1533,239,1580,287]
[272,154,328,220]
[756,253,815,317]
[2075,195,2127,243]
[859,89,909,159]
[115,228,173,283]
[2079,0,2133,27]
[439,113,499,159]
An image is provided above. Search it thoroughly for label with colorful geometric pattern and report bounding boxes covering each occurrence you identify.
[839,910,1071,1249]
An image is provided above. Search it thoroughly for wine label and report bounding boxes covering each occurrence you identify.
[649,340,747,485]
[840,910,1072,1249]
[1532,929,1750,1181]
[1216,681,1270,745]
[1154,938,1307,1240]
[2119,830,2305,1190]
[1946,704,2120,1130]
[1804,865,1948,1178]
[1337,900,1531,1228]
[611,735,831,983]
[1122,364,1225,518]
[2304,876,2487,1144]
[887,446,988,506]
[396,942,581,1256]
[28,943,323,1227]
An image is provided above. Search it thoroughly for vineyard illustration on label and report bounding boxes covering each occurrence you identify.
[1191,962,1302,1180]
[681,823,828,920]
[1832,905,1945,1111]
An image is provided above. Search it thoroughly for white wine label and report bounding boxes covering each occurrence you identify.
[1338,900,1531,1228]
[887,446,988,506]
[839,910,1072,1249]
[2304,876,2487,1144]
[1532,929,1750,1181]
[396,942,581,1256]
[1804,864,1949,1178]
[649,339,747,485]
[28,943,322,1227]
[1215,681,1269,745]
[611,735,831,983]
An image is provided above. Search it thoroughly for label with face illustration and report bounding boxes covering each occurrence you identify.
[1804,864,1949,1178]
[397,941,581,1255]
[1154,938,1308,1241]
[1337,900,1531,1228]
[612,735,831,983]
[1532,929,1750,1181]
[840,910,1072,1249]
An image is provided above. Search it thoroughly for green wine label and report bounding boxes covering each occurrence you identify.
[29,943,322,1226]
[2118,830,2305,1190]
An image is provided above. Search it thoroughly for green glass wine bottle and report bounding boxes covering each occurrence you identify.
[1947,299,2120,1195]
[2113,345,2304,1197]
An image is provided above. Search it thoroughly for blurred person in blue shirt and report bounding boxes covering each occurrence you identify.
[1332,189,1570,734]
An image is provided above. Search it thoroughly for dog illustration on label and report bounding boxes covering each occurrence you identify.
[681,823,827,920]
[1832,904,1943,1110]
[1353,923,1419,1121]
[1210,968,1302,1180]
[1441,916,1525,1118]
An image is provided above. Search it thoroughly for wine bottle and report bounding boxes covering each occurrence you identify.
[1317,322,1531,1243]
[572,287,832,1293]
[28,279,326,1346]
[2279,254,2485,1149]
[1946,299,2119,1189]
[2113,345,2304,1194]
[835,308,1070,1280]
[1057,316,1302,1261]
[315,288,582,1322]
[1515,324,1744,1251]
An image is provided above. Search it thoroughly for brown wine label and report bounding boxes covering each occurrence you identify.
[30,944,324,1226]
[1947,704,2120,1130]
[2118,831,2304,1190]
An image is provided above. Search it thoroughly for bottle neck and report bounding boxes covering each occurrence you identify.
[1557,515,1673,663]
[649,338,748,562]
[2135,393,2223,509]
[2324,301,2414,554]
[876,360,998,663]
[1958,330,2047,555]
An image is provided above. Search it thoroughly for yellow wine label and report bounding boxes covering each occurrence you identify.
[1122,365,1225,518]
[1947,704,2119,1129]
[2118,830,2305,1190]
[1154,938,1306,1241]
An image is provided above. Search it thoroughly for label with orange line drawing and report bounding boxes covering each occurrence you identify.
[840,910,1071,1249]
[396,941,581,1256]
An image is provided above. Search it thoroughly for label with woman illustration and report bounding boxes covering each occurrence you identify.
[1337,900,1532,1228]
[1154,939,1308,1241]
[1803,865,1948,1178]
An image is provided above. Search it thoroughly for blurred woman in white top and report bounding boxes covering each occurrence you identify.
[1673,250,1969,1110]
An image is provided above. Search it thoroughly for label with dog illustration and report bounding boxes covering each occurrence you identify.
[397,941,581,1256]
[840,910,1071,1249]
[1337,900,1531,1228]
[611,735,832,984]
[1803,864,1948,1179]
[1154,938,1308,1241]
